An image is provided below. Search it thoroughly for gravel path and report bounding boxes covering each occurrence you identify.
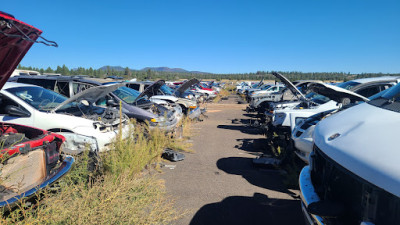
[160,97,304,225]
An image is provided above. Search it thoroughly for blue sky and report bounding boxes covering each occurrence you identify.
[3,0,400,74]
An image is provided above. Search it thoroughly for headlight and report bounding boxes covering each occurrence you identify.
[189,105,197,109]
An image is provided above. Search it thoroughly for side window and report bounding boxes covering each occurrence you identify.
[0,94,29,116]
[356,86,381,98]
[127,84,140,91]
[55,81,70,97]
[380,84,393,91]
[72,83,94,95]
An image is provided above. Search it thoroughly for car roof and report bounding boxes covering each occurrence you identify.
[12,75,106,86]
[4,81,38,89]
[351,76,400,84]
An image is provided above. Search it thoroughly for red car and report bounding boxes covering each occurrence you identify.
[0,11,74,207]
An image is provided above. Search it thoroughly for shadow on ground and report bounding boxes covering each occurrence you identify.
[217,157,298,196]
[242,113,260,118]
[235,138,271,154]
[189,192,304,225]
[217,124,262,135]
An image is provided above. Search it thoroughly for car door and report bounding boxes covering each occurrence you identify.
[0,92,35,126]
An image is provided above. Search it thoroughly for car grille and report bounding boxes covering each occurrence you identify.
[310,146,400,225]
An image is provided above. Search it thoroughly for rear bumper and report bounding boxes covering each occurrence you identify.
[0,156,74,207]
[299,166,325,225]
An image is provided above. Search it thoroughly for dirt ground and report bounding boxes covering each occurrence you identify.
[160,96,304,225]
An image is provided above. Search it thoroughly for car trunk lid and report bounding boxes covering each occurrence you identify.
[0,11,42,90]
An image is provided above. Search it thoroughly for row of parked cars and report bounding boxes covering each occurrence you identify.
[240,73,400,224]
[0,12,223,209]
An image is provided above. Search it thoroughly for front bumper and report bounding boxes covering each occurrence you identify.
[150,116,180,132]
[188,106,201,119]
[299,166,324,225]
[97,123,131,152]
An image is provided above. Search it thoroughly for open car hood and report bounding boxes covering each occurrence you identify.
[309,82,369,103]
[256,78,264,88]
[271,72,306,99]
[136,80,165,99]
[0,12,42,90]
[52,83,125,112]
[175,78,200,95]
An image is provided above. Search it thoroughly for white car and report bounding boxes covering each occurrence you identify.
[300,83,400,225]
[0,82,130,153]
[126,80,198,117]
[191,86,217,100]
[271,76,399,136]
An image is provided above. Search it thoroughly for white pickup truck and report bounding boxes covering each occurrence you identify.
[300,82,400,225]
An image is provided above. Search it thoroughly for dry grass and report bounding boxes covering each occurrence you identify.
[212,87,233,103]
[0,119,189,224]
[103,121,167,177]
[169,116,193,152]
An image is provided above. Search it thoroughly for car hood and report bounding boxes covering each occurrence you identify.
[137,80,165,99]
[150,95,178,102]
[256,78,264,88]
[0,12,42,90]
[52,83,125,112]
[271,72,306,99]
[175,78,200,95]
[314,103,400,198]
[309,82,369,103]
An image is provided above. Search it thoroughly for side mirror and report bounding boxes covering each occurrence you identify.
[5,105,31,117]
[107,99,119,107]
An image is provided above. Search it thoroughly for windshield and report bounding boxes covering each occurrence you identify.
[368,83,400,112]
[113,86,141,104]
[305,92,330,104]
[160,85,174,95]
[6,86,73,111]
[372,83,400,101]
[261,85,271,90]
[337,81,360,90]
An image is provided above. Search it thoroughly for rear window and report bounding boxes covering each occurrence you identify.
[337,81,360,90]
[127,83,140,91]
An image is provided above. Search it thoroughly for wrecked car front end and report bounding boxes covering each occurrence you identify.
[301,93,400,224]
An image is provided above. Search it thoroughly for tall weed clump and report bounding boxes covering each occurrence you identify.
[103,120,168,177]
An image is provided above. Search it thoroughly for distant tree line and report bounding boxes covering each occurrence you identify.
[17,65,400,82]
